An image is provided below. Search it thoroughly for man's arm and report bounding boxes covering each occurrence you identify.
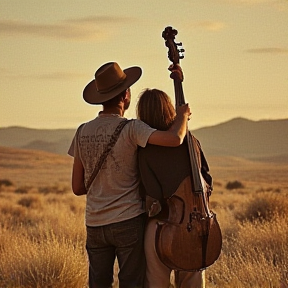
[71,157,87,196]
[147,104,190,147]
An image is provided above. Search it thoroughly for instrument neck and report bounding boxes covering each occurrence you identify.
[173,78,205,195]
[174,80,185,107]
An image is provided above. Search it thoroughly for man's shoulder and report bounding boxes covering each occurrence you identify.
[82,116,123,128]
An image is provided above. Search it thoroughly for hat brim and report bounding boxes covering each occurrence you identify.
[83,66,142,105]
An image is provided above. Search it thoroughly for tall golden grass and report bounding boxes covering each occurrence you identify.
[0,188,87,288]
[0,148,287,287]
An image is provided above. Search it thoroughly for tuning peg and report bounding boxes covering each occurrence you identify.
[178,48,185,59]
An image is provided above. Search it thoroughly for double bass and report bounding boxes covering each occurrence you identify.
[155,26,222,271]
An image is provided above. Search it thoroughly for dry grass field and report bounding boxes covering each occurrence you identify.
[0,146,287,288]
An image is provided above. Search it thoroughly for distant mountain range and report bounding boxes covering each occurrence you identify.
[192,117,288,162]
[0,127,73,155]
[1,118,287,162]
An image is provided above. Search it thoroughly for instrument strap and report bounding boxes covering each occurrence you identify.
[81,119,131,191]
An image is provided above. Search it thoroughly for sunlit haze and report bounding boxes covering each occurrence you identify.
[1,0,287,131]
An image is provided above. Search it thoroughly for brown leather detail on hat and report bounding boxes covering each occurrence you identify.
[95,62,127,94]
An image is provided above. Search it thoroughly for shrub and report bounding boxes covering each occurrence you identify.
[38,185,70,195]
[225,180,244,190]
[236,192,288,222]
[18,195,42,209]
[0,179,13,187]
[15,186,30,194]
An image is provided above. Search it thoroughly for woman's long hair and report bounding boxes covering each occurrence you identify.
[137,89,176,131]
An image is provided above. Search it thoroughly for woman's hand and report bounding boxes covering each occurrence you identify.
[169,64,183,82]
[176,103,191,120]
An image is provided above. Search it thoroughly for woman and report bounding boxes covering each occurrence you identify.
[137,88,208,288]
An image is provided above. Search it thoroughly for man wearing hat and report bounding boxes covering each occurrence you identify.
[68,62,190,288]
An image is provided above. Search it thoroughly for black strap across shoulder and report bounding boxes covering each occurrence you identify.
[85,119,131,191]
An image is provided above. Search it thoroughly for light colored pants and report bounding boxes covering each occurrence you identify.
[144,218,205,288]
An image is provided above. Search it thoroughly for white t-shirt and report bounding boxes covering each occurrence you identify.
[68,114,156,226]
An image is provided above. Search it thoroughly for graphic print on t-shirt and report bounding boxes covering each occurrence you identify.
[78,123,122,177]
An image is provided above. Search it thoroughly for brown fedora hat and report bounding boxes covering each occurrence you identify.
[83,62,142,105]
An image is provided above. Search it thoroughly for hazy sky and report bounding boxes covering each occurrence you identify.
[1,0,287,130]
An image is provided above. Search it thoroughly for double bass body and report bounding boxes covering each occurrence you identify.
[155,175,222,271]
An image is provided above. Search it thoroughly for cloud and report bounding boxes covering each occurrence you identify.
[0,16,135,41]
[1,68,86,81]
[216,0,288,11]
[36,72,87,81]
[216,0,279,4]
[66,16,134,25]
[192,21,226,31]
[246,47,288,54]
